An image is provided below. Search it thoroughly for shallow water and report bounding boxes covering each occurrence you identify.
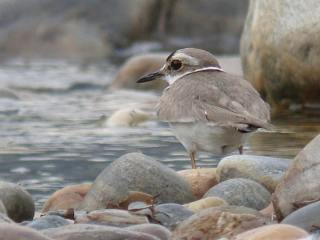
[0,59,319,209]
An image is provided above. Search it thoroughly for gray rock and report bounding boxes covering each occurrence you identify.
[153,203,194,230]
[272,134,320,220]
[25,215,70,230]
[0,223,52,240]
[126,224,171,240]
[241,0,320,108]
[41,224,160,240]
[80,153,194,211]
[0,200,7,215]
[282,200,320,232]
[171,205,268,240]
[0,181,35,222]
[204,178,271,210]
[217,155,290,192]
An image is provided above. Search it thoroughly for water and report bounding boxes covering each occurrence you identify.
[0,59,319,210]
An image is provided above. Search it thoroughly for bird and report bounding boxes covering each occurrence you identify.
[137,48,272,169]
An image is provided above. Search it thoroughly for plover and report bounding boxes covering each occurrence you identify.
[137,48,272,168]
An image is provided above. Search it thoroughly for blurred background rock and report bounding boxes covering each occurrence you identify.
[0,0,248,61]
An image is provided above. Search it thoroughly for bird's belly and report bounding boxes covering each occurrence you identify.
[170,122,249,154]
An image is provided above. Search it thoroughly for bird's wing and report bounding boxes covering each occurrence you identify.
[157,71,272,130]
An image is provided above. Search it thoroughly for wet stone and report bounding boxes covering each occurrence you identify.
[204,178,271,210]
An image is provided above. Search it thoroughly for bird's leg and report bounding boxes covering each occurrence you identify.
[190,151,197,169]
[238,145,243,155]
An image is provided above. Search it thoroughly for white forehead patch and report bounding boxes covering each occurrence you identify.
[172,52,200,66]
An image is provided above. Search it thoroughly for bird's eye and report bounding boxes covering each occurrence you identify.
[170,60,182,70]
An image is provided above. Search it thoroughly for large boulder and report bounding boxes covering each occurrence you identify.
[0,223,52,240]
[80,153,194,211]
[272,134,320,220]
[241,0,320,109]
[0,181,35,222]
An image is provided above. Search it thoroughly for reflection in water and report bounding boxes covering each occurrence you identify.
[0,59,319,209]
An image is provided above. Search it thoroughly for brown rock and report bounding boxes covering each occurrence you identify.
[110,53,168,91]
[178,168,218,199]
[184,197,228,213]
[272,134,320,220]
[42,183,91,212]
[241,0,320,109]
[234,224,309,240]
[171,206,268,240]
[259,203,275,219]
[0,223,52,240]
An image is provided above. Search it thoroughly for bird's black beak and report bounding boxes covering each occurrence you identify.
[136,71,164,83]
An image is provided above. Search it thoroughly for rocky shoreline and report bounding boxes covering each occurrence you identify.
[0,134,319,239]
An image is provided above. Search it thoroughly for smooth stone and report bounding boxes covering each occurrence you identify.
[184,197,228,213]
[0,223,52,240]
[0,181,35,222]
[171,206,268,240]
[25,215,70,231]
[282,200,320,232]
[80,153,194,211]
[178,168,218,199]
[234,224,309,240]
[0,200,7,215]
[272,134,320,220]
[110,53,168,91]
[106,107,154,127]
[240,0,320,108]
[204,178,271,210]
[126,224,171,240]
[259,203,274,219]
[41,224,160,240]
[42,183,91,212]
[217,155,290,192]
[153,203,194,230]
[75,209,148,227]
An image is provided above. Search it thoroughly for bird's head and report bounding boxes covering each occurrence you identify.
[137,48,223,85]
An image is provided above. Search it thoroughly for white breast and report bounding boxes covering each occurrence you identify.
[170,122,249,155]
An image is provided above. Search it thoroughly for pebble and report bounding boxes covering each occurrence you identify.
[0,181,35,222]
[217,155,290,192]
[24,215,71,231]
[184,197,228,213]
[204,178,271,210]
[42,183,91,212]
[126,224,171,240]
[80,153,194,211]
[178,168,218,199]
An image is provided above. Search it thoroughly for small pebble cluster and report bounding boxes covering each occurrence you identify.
[0,134,319,240]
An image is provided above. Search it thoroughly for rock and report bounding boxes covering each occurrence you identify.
[234,224,309,240]
[80,153,194,211]
[0,201,7,215]
[0,223,52,240]
[217,155,290,192]
[41,224,160,240]
[204,178,271,210]
[106,108,154,127]
[178,168,218,199]
[0,213,14,223]
[282,200,320,232]
[75,209,148,227]
[240,0,320,108]
[42,183,91,212]
[0,89,20,100]
[272,134,320,220]
[126,224,171,240]
[25,215,70,231]
[153,203,194,230]
[171,206,267,240]
[184,197,228,213]
[259,203,275,219]
[110,53,168,91]
[0,181,35,222]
